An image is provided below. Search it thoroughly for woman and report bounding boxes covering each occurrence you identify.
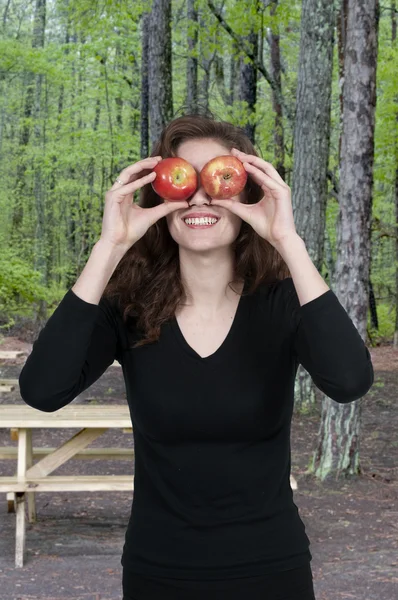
[19,114,374,600]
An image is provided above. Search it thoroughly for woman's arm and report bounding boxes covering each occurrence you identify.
[277,235,374,404]
[274,234,330,306]
[19,240,127,412]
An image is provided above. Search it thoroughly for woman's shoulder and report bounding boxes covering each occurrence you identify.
[100,291,141,350]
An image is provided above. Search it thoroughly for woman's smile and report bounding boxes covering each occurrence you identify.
[182,217,221,229]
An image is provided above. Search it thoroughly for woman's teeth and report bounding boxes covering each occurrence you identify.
[184,217,219,226]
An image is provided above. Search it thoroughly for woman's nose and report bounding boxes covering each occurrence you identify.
[187,182,212,206]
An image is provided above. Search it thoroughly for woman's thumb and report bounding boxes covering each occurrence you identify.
[150,200,187,224]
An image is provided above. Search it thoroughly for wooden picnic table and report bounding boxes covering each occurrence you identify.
[0,403,134,568]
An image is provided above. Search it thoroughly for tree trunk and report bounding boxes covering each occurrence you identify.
[31,0,47,328]
[313,0,379,480]
[141,11,150,159]
[2,0,12,28]
[115,39,124,130]
[148,0,173,147]
[395,119,398,345]
[66,31,78,287]
[186,0,198,113]
[228,41,239,106]
[291,0,335,412]
[198,11,213,115]
[87,97,101,248]
[49,10,69,288]
[267,0,285,180]
[391,1,398,347]
[337,0,349,164]
[238,24,258,144]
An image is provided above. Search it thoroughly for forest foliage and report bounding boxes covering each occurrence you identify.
[0,0,396,342]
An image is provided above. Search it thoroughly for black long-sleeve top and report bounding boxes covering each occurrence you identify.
[19,277,374,581]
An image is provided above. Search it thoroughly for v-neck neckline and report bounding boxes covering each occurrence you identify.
[171,280,249,365]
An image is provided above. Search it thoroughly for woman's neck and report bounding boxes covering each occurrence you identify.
[178,250,243,317]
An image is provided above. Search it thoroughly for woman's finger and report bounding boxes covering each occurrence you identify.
[242,162,283,192]
[109,156,162,192]
[231,149,287,186]
[108,172,158,203]
[210,197,256,226]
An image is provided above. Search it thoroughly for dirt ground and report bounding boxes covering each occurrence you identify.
[0,334,397,600]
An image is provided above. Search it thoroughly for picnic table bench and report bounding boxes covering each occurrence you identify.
[0,404,134,568]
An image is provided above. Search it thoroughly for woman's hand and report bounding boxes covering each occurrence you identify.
[101,156,187,252]
[210,148,299,248]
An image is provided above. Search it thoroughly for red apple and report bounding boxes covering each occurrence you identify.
[200,155,247,199]
[152,157,198,201]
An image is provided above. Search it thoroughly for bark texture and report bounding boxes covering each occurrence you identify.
[148,0,173,147]
[314,0,379,480]
[267,0,285,180]
[291,0,335,411]
[141,11,150,158]
[238,25,258,144]
[186,0,198,113]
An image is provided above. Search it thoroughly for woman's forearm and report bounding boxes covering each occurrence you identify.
[275,234,330,307]
[72,239,128,305]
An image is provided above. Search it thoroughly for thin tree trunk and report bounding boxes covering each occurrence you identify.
[186,0,198,113]
[228,41,239,106]
[314,0,379,480]
[77,32,91,267]
[33,71,45,278]
[115,36,124,130]
[1,0,12,29]
[49,10,69,287]
[267,0,285,180]
[141,11,150,159]
[391,1,398,346]
[198,10,213,115]
[31,0,47,327]
[337,0,349,164]
[238,22,258,143]
[148,0,173,146]
[66,31,78,286]
[292,0,335,412]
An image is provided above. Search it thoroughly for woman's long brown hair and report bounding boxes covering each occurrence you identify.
[103,113,291,349]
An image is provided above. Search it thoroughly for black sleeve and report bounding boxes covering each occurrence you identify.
[282,277,374,404]
[19,289,121,412]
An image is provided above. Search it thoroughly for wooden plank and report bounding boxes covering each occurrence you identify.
[0,447,134,460]
[16,429,36,523]
[0,378,19,386]
[15,492,25,568]
[0,404,132,428]
[0,385,14,392]
[17,429,29,477]
[26,428,107,478]
[0,377,19,392]
[0,475,134,492]
[0,351,24,359]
